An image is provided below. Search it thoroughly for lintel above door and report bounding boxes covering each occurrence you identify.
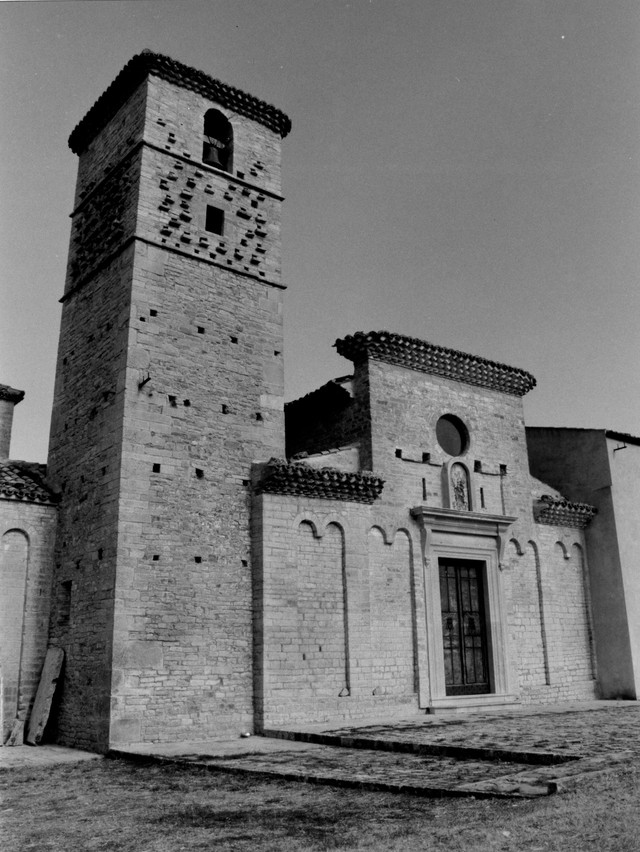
[410,506,516,569]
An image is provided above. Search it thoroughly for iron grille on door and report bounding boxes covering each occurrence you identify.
[439,559,490,695]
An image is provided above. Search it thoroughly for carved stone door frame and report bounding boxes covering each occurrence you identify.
[411,506,517,711]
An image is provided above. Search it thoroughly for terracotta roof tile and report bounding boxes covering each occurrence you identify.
[69,50,292,154]
[0,384,25,404]
[335,331,536,397]
[258,458,384,504]
[0,461,58,505]
[534,495,596,529]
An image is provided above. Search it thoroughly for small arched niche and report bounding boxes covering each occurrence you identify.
[442,460,474,511]
[202,109,233,172]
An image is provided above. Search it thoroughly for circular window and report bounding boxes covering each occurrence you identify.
[436,414,469,457]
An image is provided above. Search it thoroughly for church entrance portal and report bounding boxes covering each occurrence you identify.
[439,559,490,695]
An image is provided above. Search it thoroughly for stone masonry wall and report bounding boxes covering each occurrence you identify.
[503,529,597,703]
[47,249,133,751]
[51,68,287,747]
[137,76,283,289]
[0,502,56,741]
[50,85,148,737]
[368,527,416,697]
[533,526,596,700]
[106,74,285,745]
[527,427,640,699]
[72,84,148,208]
[109,242,284,745]
[362,359,599,703]
[283,354,600,711]
[254,492,421,730]
[503,540,548,692]
[362,359,532,532]
[144,75,282,197]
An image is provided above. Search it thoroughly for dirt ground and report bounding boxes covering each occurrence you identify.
[2,755,639,851]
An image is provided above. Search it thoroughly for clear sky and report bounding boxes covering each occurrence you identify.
[1,0,639,461]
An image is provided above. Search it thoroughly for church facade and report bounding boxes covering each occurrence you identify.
[2,53,639,752]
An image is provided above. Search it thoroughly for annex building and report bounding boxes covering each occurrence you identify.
[2,52,639,752]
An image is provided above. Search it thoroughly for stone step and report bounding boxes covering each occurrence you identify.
[262,727,576,766]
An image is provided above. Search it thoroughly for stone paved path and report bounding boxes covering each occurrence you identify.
[4,702,638,799]
[156,744,537,797]
[113,701,640,800]
[303,702,640,759]
[191,745,632,799]
[0,744,101,770]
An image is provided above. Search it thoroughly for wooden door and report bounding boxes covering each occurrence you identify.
[439,559,490,695]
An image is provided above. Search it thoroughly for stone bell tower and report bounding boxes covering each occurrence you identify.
[47,52,291,750]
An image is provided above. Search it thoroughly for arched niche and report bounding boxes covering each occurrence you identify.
[442,460,474,511]
[1,529,29,737]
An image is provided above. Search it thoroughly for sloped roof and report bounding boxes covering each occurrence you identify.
[69,50,292,154]
[605,430,640,447]
[285,379,353,429]
[257,458,384,504]
[335,331,536,397]
[527,426,640,448]
[0,461,58,505]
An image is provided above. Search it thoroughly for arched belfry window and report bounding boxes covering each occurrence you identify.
[203,109,233,172]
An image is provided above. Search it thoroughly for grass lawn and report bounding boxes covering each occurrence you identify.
[1,757,638,851]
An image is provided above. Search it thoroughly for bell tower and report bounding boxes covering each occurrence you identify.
[47,52,291,750]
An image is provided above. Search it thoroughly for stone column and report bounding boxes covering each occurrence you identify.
[0,385,25,459]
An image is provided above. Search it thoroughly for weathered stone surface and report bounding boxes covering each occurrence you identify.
[5,719,25,747]
[25,647,64,745]
[48,57,286,751]
[69,50,291,155]
[7,51,632,755]
[335,330,537,396]
[0,499,57,744]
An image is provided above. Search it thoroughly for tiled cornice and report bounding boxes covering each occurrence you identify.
[335,331,536,397]
[258,458,384,504]
[534,496,597,529]
[0,384,25,404]
[69,50,292,154]
[0,461,58,505]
